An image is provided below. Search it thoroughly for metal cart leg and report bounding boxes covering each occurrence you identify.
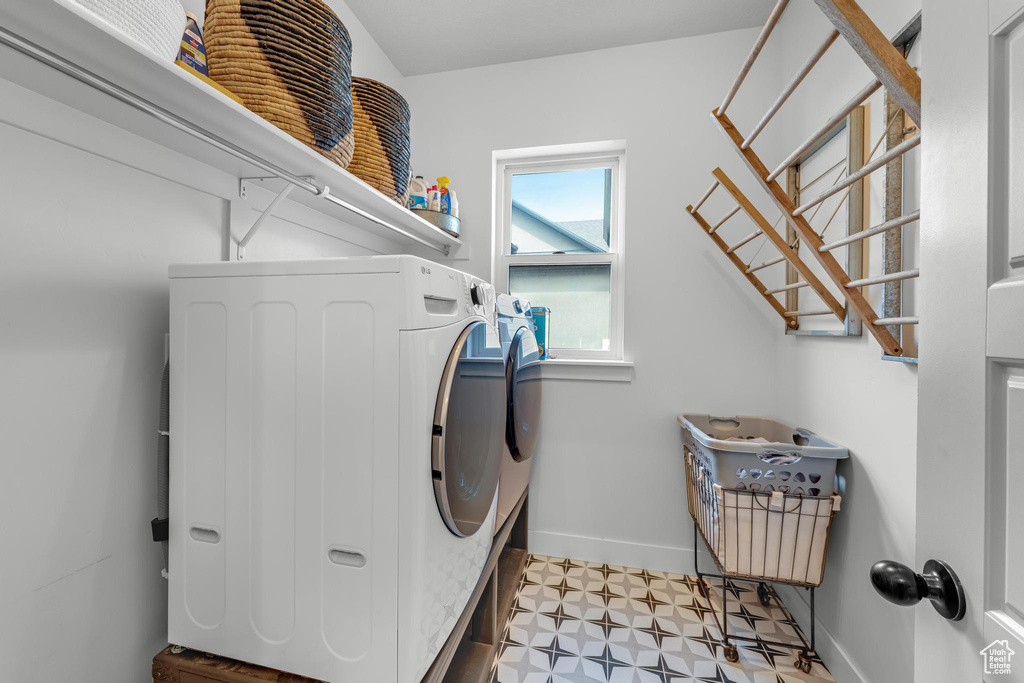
[722,575,738,662]
[811,587,816,653]
[693,520,700,578]
[794,587,815,674]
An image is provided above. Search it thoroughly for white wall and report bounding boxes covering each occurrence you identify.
[403,29,787,573]
[765,3,920,683]
[0,9,407,671]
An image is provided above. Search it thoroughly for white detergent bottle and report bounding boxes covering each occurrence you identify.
[408,176,427,209]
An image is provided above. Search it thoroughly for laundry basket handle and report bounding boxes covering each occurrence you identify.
[707,416,742,430]
[756,450,803,465]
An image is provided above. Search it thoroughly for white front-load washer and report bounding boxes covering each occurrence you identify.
[494,293,542,532]
[167,255,505,682]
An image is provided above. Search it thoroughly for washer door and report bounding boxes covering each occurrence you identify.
[432,320,505,536]
[506,325,542,462]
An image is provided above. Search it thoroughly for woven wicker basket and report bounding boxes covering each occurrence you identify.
[72,0,187,62]
[204,0,354,168]
[350,77,411,204]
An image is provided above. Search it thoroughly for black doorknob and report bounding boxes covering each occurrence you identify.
[870,559,965,621]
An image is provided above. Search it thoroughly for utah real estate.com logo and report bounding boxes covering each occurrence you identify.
[980,640,1015,676]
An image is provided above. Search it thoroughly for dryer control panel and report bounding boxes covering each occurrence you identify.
[496,293,531,321]
[400,256,497,328]
[459,274,495,319]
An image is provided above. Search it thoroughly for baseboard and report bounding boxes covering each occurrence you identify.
[528,529,713,576]
[776,585,868,683]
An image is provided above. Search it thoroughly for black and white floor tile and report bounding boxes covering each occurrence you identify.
[490,555,833,683]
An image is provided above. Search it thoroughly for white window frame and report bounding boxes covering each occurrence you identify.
[493,143,626,362]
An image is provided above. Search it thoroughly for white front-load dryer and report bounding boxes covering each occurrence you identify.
[494,293,542,532]
[168,255,504,682]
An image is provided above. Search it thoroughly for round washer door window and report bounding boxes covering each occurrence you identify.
[432,320,505,536]
[506,325,542,462]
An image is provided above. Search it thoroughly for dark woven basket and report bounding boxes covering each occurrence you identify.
[350,77,411,203]
[204,0,355,168]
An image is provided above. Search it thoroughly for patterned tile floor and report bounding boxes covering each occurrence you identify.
[490,555,833,683]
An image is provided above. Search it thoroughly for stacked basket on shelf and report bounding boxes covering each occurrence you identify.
[71,0,187,62]
[202,1,419,207]
[350,77,412,204]
[204,0,356,168]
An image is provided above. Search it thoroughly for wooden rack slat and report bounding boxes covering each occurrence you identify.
[742,30,840,149]
[690,180,719,214]
[719,0,790,116]
[747,254,787,273]
[846,269,919,288]
[819,210,920,252]
[709,205,741,234]
[766,281,809,295]
[793,135,920,216]
[726,228,764,253]
[874,316,919,325]
[767,79,881,182]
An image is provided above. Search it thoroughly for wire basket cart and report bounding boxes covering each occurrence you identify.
[679,415,846,674]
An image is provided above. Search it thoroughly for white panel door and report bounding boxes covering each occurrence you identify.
[915,1,1024,681]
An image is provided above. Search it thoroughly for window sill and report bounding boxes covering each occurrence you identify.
[537,358,634,382]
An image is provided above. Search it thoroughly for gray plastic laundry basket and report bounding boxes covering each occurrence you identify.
[678,414,848,496]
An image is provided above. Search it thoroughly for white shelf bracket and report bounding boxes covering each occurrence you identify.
[236,176,316,260]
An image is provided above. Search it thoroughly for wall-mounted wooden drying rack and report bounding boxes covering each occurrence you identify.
[687,0,922,358]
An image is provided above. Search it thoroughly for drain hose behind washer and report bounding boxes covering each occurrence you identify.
[156,360,169,569]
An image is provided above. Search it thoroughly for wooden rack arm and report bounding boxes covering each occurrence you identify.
[743,30,841,149]
[720,0,790,116]
[819,210,920,252]
[767,78,881,182]
[814,0,921,125]
[793,134,920,216]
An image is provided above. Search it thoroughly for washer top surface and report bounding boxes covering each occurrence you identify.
[170,254,436,279]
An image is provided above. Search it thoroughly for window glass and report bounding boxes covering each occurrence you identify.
[509,168,611,255]
[508,264,611,351]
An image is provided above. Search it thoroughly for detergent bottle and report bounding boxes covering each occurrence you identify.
[437,176,452,214]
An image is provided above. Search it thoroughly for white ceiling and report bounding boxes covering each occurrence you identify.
[343,0,776,77]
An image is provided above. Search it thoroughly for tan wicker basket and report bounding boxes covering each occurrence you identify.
[349,77,411,204]
[204,0,354,168]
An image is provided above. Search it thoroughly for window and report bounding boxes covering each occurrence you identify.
[494,144,625,361]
